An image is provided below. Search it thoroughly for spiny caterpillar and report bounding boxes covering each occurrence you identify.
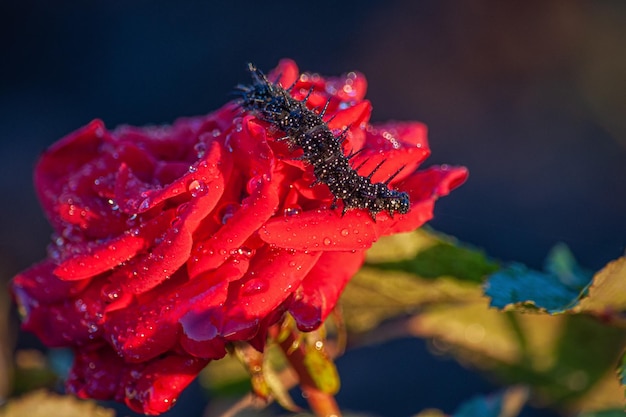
[234,63,410,219]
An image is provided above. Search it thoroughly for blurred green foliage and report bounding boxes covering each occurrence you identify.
[342,230,626,414]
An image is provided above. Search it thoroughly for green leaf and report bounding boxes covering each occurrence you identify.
[577,257,626,314]
[341,267,482,333]
[485,264,585,313]
[368,230,499,283]
[484,245,592,313]
[414,303,626,408]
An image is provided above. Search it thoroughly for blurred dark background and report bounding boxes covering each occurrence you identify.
[1,1,625,416]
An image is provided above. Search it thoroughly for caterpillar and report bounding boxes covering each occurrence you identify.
[234,63,410,219]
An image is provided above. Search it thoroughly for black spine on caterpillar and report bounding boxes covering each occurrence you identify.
[234,63,411,219]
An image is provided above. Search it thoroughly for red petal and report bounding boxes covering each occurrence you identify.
[269,58,300,90]
[67,346,126,401]
[188,120,279,276]
[53,231,149,280]
[106,258,246,362]
[123,140,228,214]
[20,280,106,347]
[326,101,372,131]
[123,354,210,415]
[217,246,322,341]
[260,209,379,251]
[290,251,365,331]
[12,260,89,305]
[107,145,228,294]
[35,120,107,220]
[377,165,469,235]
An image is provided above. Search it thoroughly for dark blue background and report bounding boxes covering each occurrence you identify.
[2,1,624,416]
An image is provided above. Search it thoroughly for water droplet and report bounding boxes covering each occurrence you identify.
[236,247,254,258]
[176,203,189,216]
[241,278,269,296]
[87,323,99,334]
[94,125,105,138]
[102,284,121,301]
[188,180,208,197]
[138,198,151,212]
[323,237,332,246]
[283,206,302,217]
[107,199,119,211]
[224,134,235,152]
[246,176,263,194]
[75,299,87,312]
[194,142,207,159]
[219,203,239,224]
[340,228,349,236]
[126,213,138,227]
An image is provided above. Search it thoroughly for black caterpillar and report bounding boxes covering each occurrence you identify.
[234,63,410,219]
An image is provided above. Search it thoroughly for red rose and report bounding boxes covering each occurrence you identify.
[11,59,467,414]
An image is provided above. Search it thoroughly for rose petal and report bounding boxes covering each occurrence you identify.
[122,354,210,415]
[326,101,372,131]
[217,247,322,340]
[290,250,365,331]
[107,258,247,362]
[20,280,106,347]
[35,120,108,219]
[123,140,228,214]
[67,346,126,402]
[53,231,148,280]
[269,58,300,90]
[12,260,89,305]
[377,165,469,235]
[260,209,379,251]
[188,120,279,276]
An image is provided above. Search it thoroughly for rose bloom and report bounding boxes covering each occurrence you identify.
[11,59,467,414]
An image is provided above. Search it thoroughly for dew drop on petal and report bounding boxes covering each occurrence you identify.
[236,247,254,258]
[224,134,235,152]
[323,237,332,246]
[194,142,207,159]
[283,205,302,217]
[246,176,264,194]
[340,228,349,237]
[241,278,269,296]
[188,180,209,197]
[176,202,189,216]
[126,213,138,226]
[138,198,151,212]
[220,203,239,224]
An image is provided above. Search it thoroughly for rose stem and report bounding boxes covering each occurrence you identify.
[277,329,342,417]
